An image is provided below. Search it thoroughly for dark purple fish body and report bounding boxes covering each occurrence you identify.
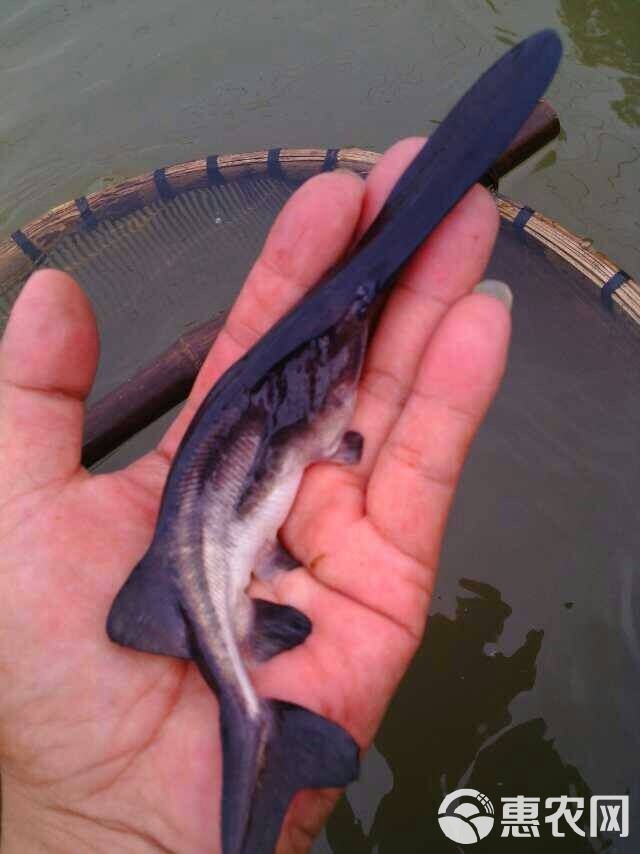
[107,31,561,854]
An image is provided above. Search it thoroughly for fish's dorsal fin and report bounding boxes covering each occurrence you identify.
[106,551,190,659]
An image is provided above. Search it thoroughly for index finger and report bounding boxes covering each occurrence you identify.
[157,168,365,459]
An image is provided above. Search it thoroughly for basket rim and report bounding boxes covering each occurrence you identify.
[1,145,638,325]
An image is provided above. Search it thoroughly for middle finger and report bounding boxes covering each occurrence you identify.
[350,142,499,477]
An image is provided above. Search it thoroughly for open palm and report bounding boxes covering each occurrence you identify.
[0,140,509,854]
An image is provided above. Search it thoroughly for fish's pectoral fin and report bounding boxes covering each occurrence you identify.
[254,539,301,581]
[330,430,364,465]
[249,599,312,662]
[241,700,360,852]
[106,552,191,660]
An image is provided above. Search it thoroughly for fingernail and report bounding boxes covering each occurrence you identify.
[473,278,513,312]
[333,167,359,177]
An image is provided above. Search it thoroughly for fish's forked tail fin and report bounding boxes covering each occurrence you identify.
[239,699,360,854]
[217,693,267,854]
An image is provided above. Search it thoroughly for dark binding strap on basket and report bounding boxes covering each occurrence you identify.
[206,155,225,186]
[267,148,285,179]
[75,196,98,231]
[601,270,630,310]
[513,205,535,230]
[153,168,176,201]
[11,229,44,264]
[322,148,340,171]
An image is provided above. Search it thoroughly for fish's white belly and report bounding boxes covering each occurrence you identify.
[228,462,305,602]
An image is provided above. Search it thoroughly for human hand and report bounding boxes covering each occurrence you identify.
[0,139,510,853]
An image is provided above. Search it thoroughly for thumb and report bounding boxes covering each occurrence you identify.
[0,270,99,495]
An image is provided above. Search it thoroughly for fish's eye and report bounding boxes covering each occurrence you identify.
[352,300,366,320]
[352,284,373,320]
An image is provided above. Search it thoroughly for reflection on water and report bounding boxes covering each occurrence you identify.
[559,0,640,125]
[325,579,606,852]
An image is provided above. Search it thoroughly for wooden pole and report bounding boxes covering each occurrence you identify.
[480,99,559,188]
[83,313,226,465]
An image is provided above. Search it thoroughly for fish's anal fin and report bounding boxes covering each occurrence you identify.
[249,599,312,662]
[106,553,191,660]
[330,430,364,465]
[254,539,301,581]
[241,700,360,852]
